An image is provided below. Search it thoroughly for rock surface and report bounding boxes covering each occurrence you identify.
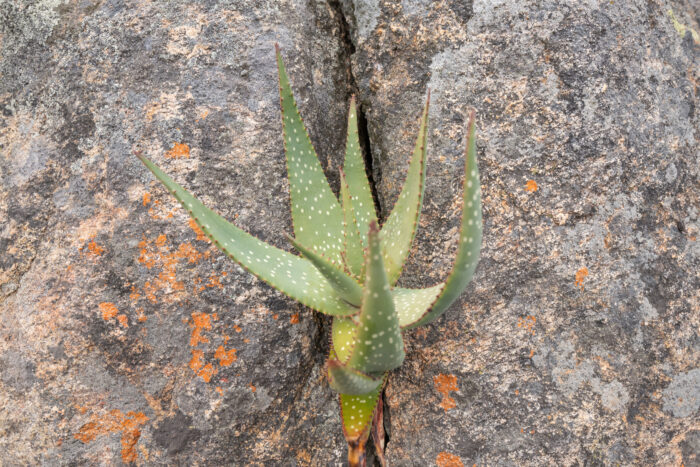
[345,0,699,465]
[1,0,698,466]
[1,0,352,464]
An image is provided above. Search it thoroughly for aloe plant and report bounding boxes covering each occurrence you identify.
[135,45,482,466]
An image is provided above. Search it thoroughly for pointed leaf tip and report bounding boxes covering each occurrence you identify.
[277,48,346,265]
[342,96,377,248]
[404,110,482,328]
[379,96,430,284]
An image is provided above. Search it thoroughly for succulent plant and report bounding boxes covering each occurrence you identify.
[135,45,482,466]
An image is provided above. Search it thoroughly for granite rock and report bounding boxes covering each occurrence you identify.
[345,0,699,465]
[1,0,698,466]
[1,0,352,464]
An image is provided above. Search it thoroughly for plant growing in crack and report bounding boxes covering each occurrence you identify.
[135,45,482,466]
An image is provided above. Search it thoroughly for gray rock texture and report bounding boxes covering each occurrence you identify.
[1,0,352,464]
[346,1,699,465]
[1,0,698,466]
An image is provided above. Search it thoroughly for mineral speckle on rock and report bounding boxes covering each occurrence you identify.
[1,0,698,465]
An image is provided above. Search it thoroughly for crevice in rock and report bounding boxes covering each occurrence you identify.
[327,0,383,218]
[357,104,384,221]
[327,2,390,465]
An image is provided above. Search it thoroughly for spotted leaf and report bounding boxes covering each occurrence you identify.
[392,285,443,328]
[380,93,430,285]
[403,111,482,328]
[342,96,377,246]
[136,154,356,317]
[332,316,358,363]
[327,359,383,395]
[276,45,345,265]
[339,171,365,280]
[347,221,405,374]
[339,381,384,443]
[288,235,363,307]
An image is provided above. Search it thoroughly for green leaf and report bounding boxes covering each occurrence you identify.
[380,93,430,285]
[136,153,356,317]
[327,359,383,395]
[404,111,482,328]
[339,382,384,443]
[276,45,345,265]
[332,316,358,363]
[342,96,377,246]
[339,170,365,279]
[288,235,363,307]
[347,221,405,374]
[392,285,443,328]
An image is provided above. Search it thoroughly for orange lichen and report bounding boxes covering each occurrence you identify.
[74,409,149,463]
[117,315,129,327]
[189,218,208,241]
[215,386,223,395]
[233,325,242,333]
[206,273,224,289]
[83,236,105,257]
[189,312,213,347]
[434,374,458,411]
[215,345,237,366]
[137,235,208,302]
[290,313,300,324]
[99,302,119,320]
[129,285,141,302]
[155,234,167,247]
[165,142,190,159]
[157,252,185,292]
[177,242,203,263]
[143,281,158,304]
[249,383,256,392]
[436,452,464,467]
[148,198,163,220]
[142,192,151,206]
[575,267,588,290]
[189,349,204,371]
[517,316,537,335]
[525,179,538,192]
[197,363,217,382]
[137,240,156,269]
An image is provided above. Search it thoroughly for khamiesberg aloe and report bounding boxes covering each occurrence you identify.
[136,45,483,466]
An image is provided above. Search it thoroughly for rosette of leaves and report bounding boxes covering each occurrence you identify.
[135,45,482,466]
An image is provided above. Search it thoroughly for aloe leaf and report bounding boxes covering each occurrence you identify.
[339,381,384,445]
[276,45,345,264]
[380,93,430,285]
[288,235,363,307]
[347,221,405,374]
[339,171,365,279]
[404,111,482,329]
[327,359,383,395]
[332,316,358,363]
[136,153,356,317]
[392,285,443,328]
[342,96,377,245]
